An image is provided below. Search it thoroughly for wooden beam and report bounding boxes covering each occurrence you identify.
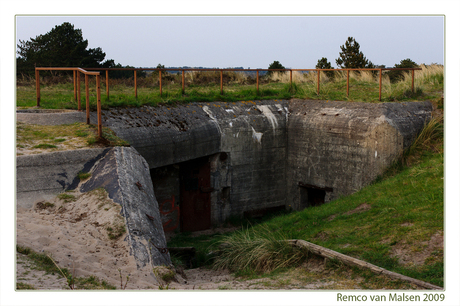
[288,239,443,290]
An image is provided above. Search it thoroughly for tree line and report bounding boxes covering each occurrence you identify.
[269,36,419,83]
[17,22,418,83]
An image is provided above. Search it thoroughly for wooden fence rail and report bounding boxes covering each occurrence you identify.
[81,67,421,101]
[35,67,102,137]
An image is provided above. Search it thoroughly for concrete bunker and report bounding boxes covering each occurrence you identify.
[16,98,434,276]
[100,99,433,232]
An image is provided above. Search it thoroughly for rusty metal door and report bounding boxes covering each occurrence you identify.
[180,157,212,232]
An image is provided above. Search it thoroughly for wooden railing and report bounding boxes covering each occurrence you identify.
[83,67,422,101]
[34,66,422,137]
[35,67,102,137]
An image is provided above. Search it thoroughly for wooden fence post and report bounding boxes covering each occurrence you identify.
[290,70,292,88]
[96,74,102,138]
[411,69,415,93]
[256,70,259,94]
[220,70,223,95]
[379,69,382,101]
[106,70,109,100]
[317,69,320,95]
[346,70,350,97]
[182,70,185,95]
[134,70,137,99]
[77,71,81,111]
[35,69,40,107]
[159,70,162,97]
[85,74,90,124]
[73,70,77,102]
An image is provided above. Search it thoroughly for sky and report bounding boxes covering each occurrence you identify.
[2,1,460,306]
[15,15,444,69]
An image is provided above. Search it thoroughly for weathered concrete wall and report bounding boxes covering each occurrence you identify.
[287,99,433,210]
[80,147,171,267]
[102,100,290,224]
[17,99,433,236]
[16,148,108,211]
[17,146,171,272]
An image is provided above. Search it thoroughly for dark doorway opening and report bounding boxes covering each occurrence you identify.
[299,182,332,208]
[180,156,212,232]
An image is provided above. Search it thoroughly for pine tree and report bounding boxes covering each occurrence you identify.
[316,57,335,79]
[335,37,374,69]
[267,61,285,75]
[17,22,110,75]
[387,58,419,83]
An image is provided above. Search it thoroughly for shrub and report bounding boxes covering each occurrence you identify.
[212,225,307,273]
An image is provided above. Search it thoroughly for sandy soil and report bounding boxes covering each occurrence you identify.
[16,188,438,291]
[15,188,368,290]
[16,189,158,290]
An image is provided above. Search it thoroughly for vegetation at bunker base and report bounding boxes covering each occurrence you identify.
[168,114,444,288]
[16,246,116,290]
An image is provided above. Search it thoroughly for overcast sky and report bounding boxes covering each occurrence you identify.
[15,15,444,69]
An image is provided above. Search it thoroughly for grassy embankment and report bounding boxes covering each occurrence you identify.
[166,65,445,288]
[17,64,443,110]
[167,112,444,288]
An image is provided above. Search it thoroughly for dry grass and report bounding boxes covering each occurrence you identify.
[212,225,308,273]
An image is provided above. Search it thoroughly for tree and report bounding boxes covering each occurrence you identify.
[335,37,375,69]
[387,58,419,83]
[267,61,285,75]
[17,22,111,75]
[316,57,335,79]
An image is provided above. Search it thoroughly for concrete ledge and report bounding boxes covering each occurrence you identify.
[80,146,171,267]
[16,109,98,126]
[16,148,109,210]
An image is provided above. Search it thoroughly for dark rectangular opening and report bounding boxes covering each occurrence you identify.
[299,182,332,208]
[243,205,286,219]
[179,156,212,232]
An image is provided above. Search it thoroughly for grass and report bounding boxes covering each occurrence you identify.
[106,223,126,240]
[57,192,77,203]
[77,172,91,180]
[16,121,129,155]
[167,114,444,288]
[212,225,308,273]
[16,64,443,110]
[17,246,117,290]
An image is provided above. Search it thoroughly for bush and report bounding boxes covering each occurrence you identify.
[212,225,307,273]
[387,58,419,83]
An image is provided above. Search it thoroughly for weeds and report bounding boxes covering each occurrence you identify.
[57,192,77,203]
[16,282,35,290]
[33,143,57,149]
[78,172,91,180]
[47,254,75,289]
[106,219,126,240]
[17,245,116,290]
[403,115,443,163]
[16,121,129,155]
[118,268,130,289]
[212,225,308,273]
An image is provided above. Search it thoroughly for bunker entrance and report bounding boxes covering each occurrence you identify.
[299,182,333,208]
[180,156,212,232]
[150,156,213,233]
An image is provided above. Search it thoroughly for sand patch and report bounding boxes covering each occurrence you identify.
[16,189,159,289]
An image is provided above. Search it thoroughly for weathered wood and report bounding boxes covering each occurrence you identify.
[288,239,442,290]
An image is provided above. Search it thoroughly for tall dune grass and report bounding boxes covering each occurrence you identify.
[212,225,308,273]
